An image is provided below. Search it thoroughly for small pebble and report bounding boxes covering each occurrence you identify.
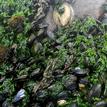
[57,100,67,106]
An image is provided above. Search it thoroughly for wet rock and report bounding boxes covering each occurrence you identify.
[36,90,48,102]
[53,2,74,26]
[73,0,105,19]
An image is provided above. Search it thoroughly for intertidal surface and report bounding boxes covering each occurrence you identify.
[0,0,107,107]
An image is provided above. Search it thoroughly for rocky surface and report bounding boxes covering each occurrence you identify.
[73,0,106,18]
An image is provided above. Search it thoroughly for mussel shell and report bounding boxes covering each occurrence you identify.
[0,77,5,84]
[87,25,98,35]
[13,89,25,103]
[2,100,8,107]
[52,69,64,79]
[66,83,77,92]
[35,90,48,102]
[79,78,89,85]
[95,101,107,107]
[62,75,77,91]
[72,67,89,77]
[31,103,41,107]
[14,75,28,82]
[0,92,8,103]
[88,84,102,101]
[46,102,55,107]
[30,68,42,80]
[2,100,13,107]
[32,41,43,54]
[57,91,69,100]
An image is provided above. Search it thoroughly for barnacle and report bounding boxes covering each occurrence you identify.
[53,2,74,26]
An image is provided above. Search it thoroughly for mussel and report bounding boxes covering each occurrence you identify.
[95,101,107,107]
[62,74,77,92]
[13,89,25,103]
[88,84,102,101]
[72,67,89,77]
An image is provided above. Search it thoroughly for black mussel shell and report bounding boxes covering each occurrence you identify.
[0,92,8,103]
[0,76,5,84]
[52,69,64,79]
[95,101,107,107]
[30,68,42,80]
[14,75,28,82]
[87,25,103,35]
[66,83,77,92]
[2,100,8,107]
[62,75,77,92]
[79,78,89,85]
[57,91,69,100]
[13,89,25,103]
[35,90,48,102]
[2,100,13,107]
[46,102,55,107]
[72,67,89,77]
[88,84,102,101]
[31,103,41,107]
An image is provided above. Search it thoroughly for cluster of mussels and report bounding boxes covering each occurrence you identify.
[0,0,107,107]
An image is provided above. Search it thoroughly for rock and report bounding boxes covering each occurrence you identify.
[73,0,106,19]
